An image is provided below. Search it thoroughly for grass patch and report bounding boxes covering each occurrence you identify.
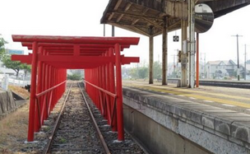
[8,85,30,99]
[0,102,29,152]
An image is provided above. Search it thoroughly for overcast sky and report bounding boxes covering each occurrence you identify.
[0,0,249,66]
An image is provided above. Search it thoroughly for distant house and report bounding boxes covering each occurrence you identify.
[246,60,250,71]
[206,60,244,79]
[199,63,206,78]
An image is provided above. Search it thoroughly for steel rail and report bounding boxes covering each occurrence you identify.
[42,82,72,154]
[78,82,111,154]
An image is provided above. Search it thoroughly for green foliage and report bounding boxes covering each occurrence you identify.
[153,61,162,79]
[2,55,31,77]
[128,61,162,80]
[20,64,31,72]
[21,64,31,77]
[138,67,148,79]
[128,67,138,79]
[2,55,22,77]
[67,74,82,80]
[0,37,7,59]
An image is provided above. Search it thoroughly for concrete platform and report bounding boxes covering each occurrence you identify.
[123,80,250,113]
[122,81,250,154]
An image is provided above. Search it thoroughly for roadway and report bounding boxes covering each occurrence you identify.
[123,80,250,114]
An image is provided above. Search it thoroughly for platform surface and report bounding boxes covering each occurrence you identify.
[123,80,250,114]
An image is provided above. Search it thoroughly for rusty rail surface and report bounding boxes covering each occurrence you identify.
[78,82,111,154]
[42,83,72,154]
[43,82,110,154]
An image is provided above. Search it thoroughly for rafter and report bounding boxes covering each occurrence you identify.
[110,22,149,36]
[130,8,149,26]
[131,19,139,25]
[109,0,122,21]
[112,10,162,20]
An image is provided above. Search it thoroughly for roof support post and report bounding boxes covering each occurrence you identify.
[162,16,168,85]
[181,20,188,87]
[115,43,124,141]
[112,26,115,37]
[149,26,154,84]
[27,42,38,142]
[188,0,195,88]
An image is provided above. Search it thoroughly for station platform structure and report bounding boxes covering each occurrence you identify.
[122,80,250,154]
[123,80,250,113]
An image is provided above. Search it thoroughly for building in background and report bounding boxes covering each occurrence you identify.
[170,59,248,80]
[206,60,245,79]
[246,60,250,80]
[5,49,24,55]
[246,60,250,72]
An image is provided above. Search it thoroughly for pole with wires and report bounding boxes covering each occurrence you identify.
[232,34,243,81]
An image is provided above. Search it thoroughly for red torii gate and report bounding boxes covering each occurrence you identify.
[11,35,140,141]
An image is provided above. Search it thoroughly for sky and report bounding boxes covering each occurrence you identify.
[0,0,249,67]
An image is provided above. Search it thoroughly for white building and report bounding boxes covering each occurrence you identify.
[206,60,244,79]
[246,60,250,72]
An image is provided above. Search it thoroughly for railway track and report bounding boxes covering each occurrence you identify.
[43,82,111,154]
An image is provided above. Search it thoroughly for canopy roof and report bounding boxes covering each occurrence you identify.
[101,0,250,36]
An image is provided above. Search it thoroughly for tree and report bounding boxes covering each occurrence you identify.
[153,61,162,79]
[129,67,139,79]
[138,66,148,79]
[0,36,7,59]
[2,55,23,77]
[20,64,31,78]
[67,74,82,80]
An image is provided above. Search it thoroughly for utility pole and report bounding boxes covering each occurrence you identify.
[200,53,206,78]
[244,44,247,80]
[172,55,176,77]
[232,34,243,81]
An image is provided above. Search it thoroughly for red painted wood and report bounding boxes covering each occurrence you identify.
[11,35,140,142]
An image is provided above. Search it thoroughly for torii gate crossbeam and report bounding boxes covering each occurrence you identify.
[11,35,140,142]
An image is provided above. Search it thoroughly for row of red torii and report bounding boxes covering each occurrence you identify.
[11,35,140,141]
